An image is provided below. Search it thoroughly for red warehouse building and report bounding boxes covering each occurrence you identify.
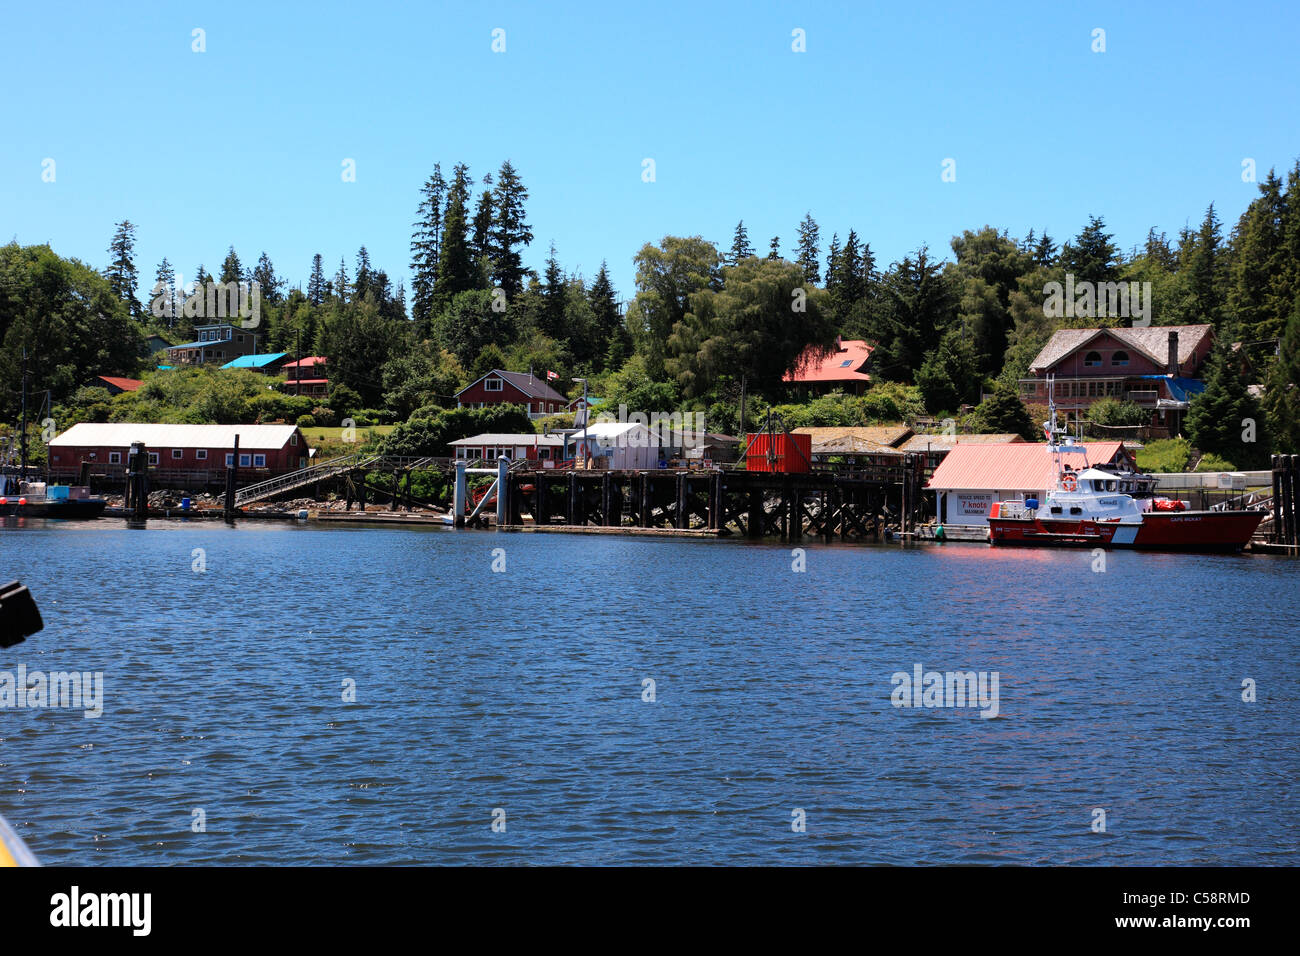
[455,369,569,417]
[48,423,311,481]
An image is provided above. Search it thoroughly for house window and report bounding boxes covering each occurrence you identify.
[1111,350,1129,366]
[109,451,122,464]
[1083,351,1101,367]
[172,449,183,460]
[253,454,266,467]
[237,334,245,343]
[196,449,207,460]
[290,434,298,446]
[148,452,160,465]
[225,454,235,467]
[240,454,251,467]
[485,377,503,391]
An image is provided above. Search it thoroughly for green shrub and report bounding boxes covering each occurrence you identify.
[1195,453,1236,472]
[1135,438,1191,473]
[1089,397,1149,427]
[296,413,316,428]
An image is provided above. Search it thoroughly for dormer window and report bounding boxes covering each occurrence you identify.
[484,377,503,392]
[1111,350,1129,366]
[1083,351,1102,367]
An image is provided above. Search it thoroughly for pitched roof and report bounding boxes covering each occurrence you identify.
[282,356,327,369]
[50,423,302,450]
[448,432,563,446]
[95,375,143,392]
[456,369,568,403]
[1030,325,1212,372]
[221,352,290,369]
[927,441,1125,491]
[793,425,912,447]
[898,432,1025,453]
[783,339,873,385]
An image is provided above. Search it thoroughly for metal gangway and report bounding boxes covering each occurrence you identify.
[232,454,449,507]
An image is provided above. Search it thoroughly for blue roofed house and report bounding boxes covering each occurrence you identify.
[165,323,260,366]
[221,352,292,374]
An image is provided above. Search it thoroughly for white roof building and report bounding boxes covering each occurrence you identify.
[50,422,301,450]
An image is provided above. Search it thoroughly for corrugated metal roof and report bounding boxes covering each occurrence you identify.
[95,376,143,392]
[899,432,1024,453]
[50,423,301,450]
[927,441,1125,491]
[448,433,563,446]
[793,425,912,447]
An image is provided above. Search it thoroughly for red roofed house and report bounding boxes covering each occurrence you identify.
[1020,324,1213,435]
[783,337,873,396]
[280,356,330,399]
[927,441,1134,527]
[455,369,569,418]
[92,375,144,395]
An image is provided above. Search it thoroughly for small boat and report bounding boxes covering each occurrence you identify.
[0,479,106,520]
[987,378,1263,553]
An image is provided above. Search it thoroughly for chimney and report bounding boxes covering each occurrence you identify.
[836,335,843,351]
[1167,330,1179,376]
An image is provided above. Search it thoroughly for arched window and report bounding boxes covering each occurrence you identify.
[1111,350,1129,366]
[1084,351,1102,367]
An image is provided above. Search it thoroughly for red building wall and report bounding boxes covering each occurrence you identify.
[457,378,564,414]
[50,433,308,476]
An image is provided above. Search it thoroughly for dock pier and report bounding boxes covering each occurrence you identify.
[499,459,926,541]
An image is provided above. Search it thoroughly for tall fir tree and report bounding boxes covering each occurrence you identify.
[795,213,821,284]
[252,251,283,305]
[410,163,448,330]
[489,160,533,298]
[767,236,781,260]
[540,242,567,339]
[588,260,625,369]
[1185,203,1228,332]
[105,220,142,319]
[149,257,177,326]
[434,163,477,304]
[1186,338,1269,467]
[333,257,350,303]
[354,246,373,301]
[728,220,754,265]
[1060,216,1118,284]
[220,246,244,287]
[472,173,494,277]
[307,253,327,305]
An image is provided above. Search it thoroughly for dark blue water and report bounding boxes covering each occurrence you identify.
[1,519,1296,865]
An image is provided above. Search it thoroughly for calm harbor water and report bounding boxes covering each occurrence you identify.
[1,518,1296,865]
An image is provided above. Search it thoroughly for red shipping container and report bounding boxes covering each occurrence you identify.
[746,432,812,473]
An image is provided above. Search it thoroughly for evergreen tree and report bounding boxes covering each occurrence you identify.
[105,220,141,318]
[472,173,495,277]
[252,251,283,305]
[767,236,781,260]
[1184,203,1228,332]
[1060,216,1119,284]
[824,233,842,298]
[867,246,958,382]
[841,230,867,307]
[149,257,177,326]
[589,261,624,370]
[307,253,327,305]
[1186,338,1270,467]
[489,160,533,298]
[540,242,566,339]
[219,246,244,287]
[410,163,448,330]
[354,246,373,301]
[728,220,754,265]
[1263,291,1300,453]
[968,381,1037,439]
[795,213,821,284]
[333,257,350,303]
[1144,228,1177,272]
[1229,169,1289,340]
[1032,231,1058,267]
[435,163,477,304]
[916,329,980,414]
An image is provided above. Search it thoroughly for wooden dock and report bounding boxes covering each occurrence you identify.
[498,461,927,541]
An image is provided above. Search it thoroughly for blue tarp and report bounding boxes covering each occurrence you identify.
[221,353,289,369]
[1135,375,1205,403]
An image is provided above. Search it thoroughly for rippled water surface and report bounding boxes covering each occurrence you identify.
[1,519,1296,865]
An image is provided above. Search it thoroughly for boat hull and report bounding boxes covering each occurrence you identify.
[0,499,107,520]
[988,509,1263,553]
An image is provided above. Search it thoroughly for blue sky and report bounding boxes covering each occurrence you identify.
[2,1,1298,306]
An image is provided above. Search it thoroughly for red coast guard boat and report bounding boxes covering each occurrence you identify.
[987,380,1263,553]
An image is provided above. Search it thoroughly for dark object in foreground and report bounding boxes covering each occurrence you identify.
[0,580,43,648]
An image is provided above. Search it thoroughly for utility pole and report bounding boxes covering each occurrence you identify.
[19,348,28,478]
[738,373,747,439]
[295,328,302,396]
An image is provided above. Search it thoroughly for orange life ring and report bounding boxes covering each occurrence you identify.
[1060,474,1078,492]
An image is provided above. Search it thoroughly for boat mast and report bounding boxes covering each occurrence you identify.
[19,347,27,478]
